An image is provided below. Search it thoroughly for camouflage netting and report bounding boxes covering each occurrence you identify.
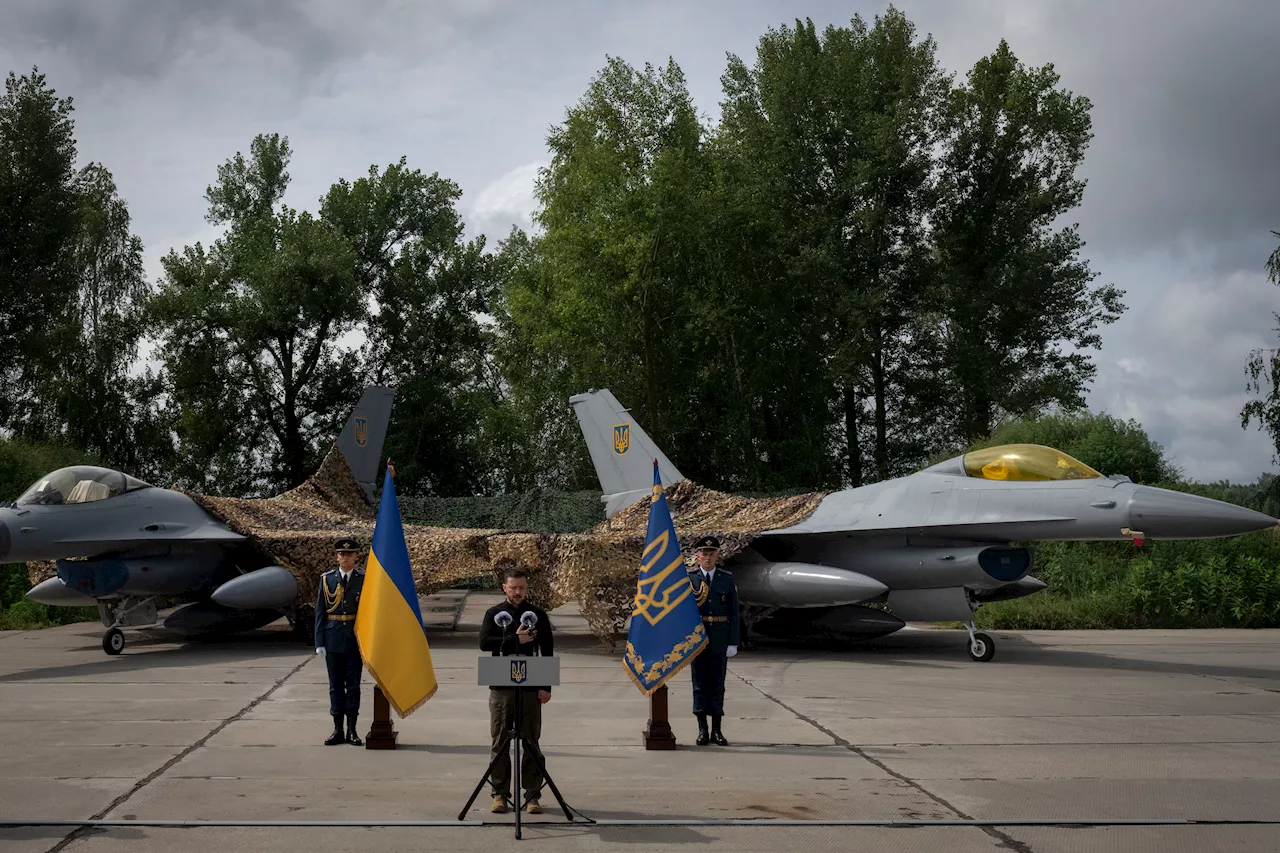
[30,444,830,648]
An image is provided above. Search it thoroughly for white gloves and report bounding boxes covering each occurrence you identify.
[726,645,738,657]
[316,647,325,656]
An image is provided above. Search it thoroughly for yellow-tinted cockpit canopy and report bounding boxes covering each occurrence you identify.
[962,444,1101,482]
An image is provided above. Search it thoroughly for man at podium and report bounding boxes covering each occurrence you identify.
[479,567,554,815]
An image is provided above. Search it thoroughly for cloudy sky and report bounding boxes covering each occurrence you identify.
[3,0,1278,483]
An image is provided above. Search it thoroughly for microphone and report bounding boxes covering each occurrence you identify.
[519,611,539,652]
[494,610,513,653]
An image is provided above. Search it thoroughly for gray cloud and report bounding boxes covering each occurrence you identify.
[0,0,522,84]
[1,0,1278,482]
[1033,1,1280,272]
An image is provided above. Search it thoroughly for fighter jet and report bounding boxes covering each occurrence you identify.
[8,386,394,655]
[569,388,1279,661]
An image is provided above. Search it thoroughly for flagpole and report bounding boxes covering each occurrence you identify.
[640,456,679,750]
[365,686,398,750]
[643,685,677,750]
[365,458,400,750]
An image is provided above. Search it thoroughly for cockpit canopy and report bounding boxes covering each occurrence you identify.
[16,466,152,506]
[962,444,1101,482]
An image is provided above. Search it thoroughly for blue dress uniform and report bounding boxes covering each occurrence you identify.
[688,536,740,746]
[314,537,365,746]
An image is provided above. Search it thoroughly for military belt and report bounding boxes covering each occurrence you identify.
[702,616,728,623]
[328,615,356,622]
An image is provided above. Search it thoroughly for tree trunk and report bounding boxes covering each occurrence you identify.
[843,379,862,487]
[642,299,659,445]
[872,336,888,482]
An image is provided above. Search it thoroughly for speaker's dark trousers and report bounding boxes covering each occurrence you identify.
[488,688,543,799]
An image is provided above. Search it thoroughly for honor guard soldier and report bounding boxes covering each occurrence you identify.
[314,537,366,746]
[688,536,740,745]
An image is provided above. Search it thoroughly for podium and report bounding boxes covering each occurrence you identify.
[459,654,578,838]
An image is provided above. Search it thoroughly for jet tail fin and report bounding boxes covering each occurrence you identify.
[335,386,395,504]
[568,388,683,517]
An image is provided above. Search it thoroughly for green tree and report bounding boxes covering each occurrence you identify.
[486,227,594,493]
[0,67,164,480]
[931,40,1125,444]
[716,9,950,485]
[320,159,500,496]
[0,67,80,431]
[495,56,710,488]
[151,134,365,495]
[42,164,159,472]
[151,134,497,496]
[1241,229,1280,461]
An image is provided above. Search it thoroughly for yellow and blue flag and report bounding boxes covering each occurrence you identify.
[355,465,438,717]
[623,460,708,694]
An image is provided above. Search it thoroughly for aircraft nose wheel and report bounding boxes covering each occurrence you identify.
[103,628,125,655]
[962,621,995,661]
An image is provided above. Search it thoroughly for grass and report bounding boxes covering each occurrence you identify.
[0,563,99,630]
[955,533,1280,630]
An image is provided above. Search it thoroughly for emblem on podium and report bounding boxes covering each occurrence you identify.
[510,659,528,684]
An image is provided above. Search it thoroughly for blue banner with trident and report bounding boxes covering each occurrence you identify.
[623,460,709,694]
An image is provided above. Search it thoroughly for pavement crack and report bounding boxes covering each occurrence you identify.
[45,653,313,853]
[732,671,1035,853]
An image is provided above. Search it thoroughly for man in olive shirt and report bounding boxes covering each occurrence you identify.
[479,567,553,814]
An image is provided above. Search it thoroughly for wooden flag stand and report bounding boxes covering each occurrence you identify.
[642,685,677,749]
[365,686,398,749]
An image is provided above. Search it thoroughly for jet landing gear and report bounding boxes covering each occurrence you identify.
[97,596,159,655]
[963,621,995,662]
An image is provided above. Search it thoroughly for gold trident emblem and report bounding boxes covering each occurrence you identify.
[354,417,368,447]
[613,423,630,455]
[632,529,693,626]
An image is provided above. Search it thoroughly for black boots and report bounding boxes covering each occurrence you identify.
[324,714,362,745]
[324,714,344,745]
[694,714,729,745]
[711,716,728,746]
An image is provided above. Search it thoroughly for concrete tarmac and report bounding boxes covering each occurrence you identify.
[2,592,1280,852]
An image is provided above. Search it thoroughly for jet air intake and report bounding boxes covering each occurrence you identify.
[55,551,225,598]
[733,561,888,608]
[838,545,1034,590]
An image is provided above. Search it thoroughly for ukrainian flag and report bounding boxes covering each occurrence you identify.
[623,460,708,694]
[355,465,438,716]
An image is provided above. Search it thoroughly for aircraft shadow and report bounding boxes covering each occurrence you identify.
[744,630,1280,685]
[0,632,312,682]
[9,622,1280,688]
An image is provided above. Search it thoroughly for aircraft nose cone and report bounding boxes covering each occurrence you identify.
[1128,486,1278,539]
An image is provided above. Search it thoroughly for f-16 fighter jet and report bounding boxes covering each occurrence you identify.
[569,389,1278,660]
[10,387,394,655]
